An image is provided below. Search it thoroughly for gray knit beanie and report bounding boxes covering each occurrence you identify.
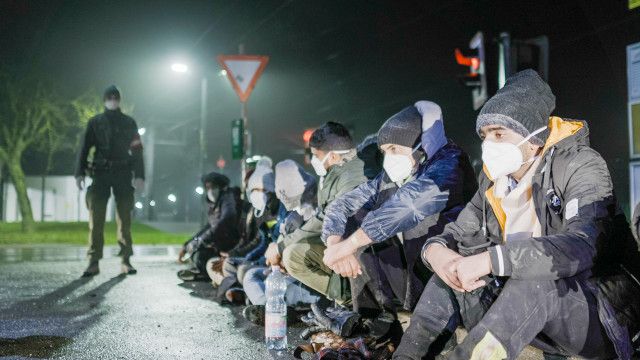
[377,105,422,148]
[476,69,556,146]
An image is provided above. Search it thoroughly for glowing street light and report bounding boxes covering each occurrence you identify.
[171,63,189,73]
[195,186,204,195]
[149,200,156,207]
[138,127,146,135]
[167,194,177,203]
[135,201,143,209]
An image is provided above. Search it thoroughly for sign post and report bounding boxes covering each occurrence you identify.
[218,54,269,190]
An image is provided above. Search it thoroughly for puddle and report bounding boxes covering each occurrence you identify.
[0,245,181,263]
[0,335,72,358]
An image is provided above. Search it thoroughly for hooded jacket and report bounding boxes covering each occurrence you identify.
[184,187,240,254]
[276,156,367,254]
[423,117,640,358]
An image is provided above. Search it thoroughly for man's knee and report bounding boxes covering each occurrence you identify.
[282,243,306,275]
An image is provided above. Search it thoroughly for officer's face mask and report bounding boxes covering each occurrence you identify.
[105,99,120,111]
[249,190,268,217]
[207,189,216,202]
[383,143,421,183]
[481,126,546,180]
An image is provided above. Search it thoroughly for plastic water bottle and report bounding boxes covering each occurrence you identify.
[265,265,287,354]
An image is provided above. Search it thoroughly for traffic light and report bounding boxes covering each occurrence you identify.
[455,31,488,110]
[498,32,549,87]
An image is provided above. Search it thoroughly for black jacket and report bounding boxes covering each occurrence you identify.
[186,189,240,253]
[75,108,144,178]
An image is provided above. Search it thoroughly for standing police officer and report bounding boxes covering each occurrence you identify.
[75,85,144,277]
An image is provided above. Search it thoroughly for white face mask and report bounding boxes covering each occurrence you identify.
[207,189,216,202]
[481,126,546,180]
[105,99,120,110]
[383,144,420,183]
[310,150,349,177]
[249,191,268,217]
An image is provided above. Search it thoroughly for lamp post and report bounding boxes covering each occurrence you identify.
[171,63,208,225]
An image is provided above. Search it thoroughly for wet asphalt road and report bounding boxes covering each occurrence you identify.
[0,245,302,360]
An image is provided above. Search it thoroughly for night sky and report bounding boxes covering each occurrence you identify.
[2,0,639,214]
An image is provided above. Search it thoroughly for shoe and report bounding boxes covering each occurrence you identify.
[121,259,137,275]
[243,305,299,326]
[243,304,265,325]
[177,268,207,282]
[82,262,100,277]
[224,287,246,304]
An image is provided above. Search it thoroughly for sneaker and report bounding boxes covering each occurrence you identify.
[121,259,137,275]
[243,305,299,326]
[224,287,246,304]
[177,268,207,282]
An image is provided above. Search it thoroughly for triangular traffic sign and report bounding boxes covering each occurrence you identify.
[217,55,269,103]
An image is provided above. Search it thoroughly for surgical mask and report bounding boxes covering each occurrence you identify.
[207,189,216,202]
[310,150,350,177]
[105,99,120,110]
[481,126,546,180]
[249,191,268,217]
[383,144,421,183]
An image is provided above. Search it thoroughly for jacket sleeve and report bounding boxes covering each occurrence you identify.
[421,183,486,270]
[360,165,453,243]
[75,118,96,177]
[318,166,368,222]
[321,176,380,243]
[200,193,237,246]
[276,215,323,254]
[488,149,613,280]
[129,118,145,179]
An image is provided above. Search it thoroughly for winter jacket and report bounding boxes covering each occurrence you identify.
[276,157,367,254]
[75,109,144,179]
[321,141,476,310]
[322,141,477,245]
[185,189,240,253]
[423,117,640,358]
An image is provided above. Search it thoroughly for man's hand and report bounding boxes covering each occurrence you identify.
[330,254,362,278]
[265,242,281,267]
[219,251,229,258]
[133,178,145,193]
[75,176,85,190]
[326,235,342,247]
[177,247,187,263]
[424,244,465,292]
[455,252,491,292]
[323,239,358,268]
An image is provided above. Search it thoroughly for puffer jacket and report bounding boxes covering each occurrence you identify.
[423,117,640,358]
[321,141,476,310]
[276,156,367,254]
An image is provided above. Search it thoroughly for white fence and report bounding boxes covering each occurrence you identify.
[1,176,115,222]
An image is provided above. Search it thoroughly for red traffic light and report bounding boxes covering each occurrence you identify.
[302,129,314,143]
[455,48,480,73]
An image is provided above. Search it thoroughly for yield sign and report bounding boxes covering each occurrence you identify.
[217,55,269,103]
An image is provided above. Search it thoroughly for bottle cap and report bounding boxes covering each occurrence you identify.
[271,265,280,272]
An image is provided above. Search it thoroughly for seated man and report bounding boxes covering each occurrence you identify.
[243,159,321,324]
[214,157,283,303]
[177,172,240,281]
[392,70,640,359]
[279,122,368,304]
[322,101,476,341]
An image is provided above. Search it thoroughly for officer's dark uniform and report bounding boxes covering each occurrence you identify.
[75,87,144,267]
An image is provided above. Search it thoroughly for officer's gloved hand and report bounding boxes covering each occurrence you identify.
[75,176,85,190]
[133,178,145,192]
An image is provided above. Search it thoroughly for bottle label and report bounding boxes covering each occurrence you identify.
[265,313,286,338]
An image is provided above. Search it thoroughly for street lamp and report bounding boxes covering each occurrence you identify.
[195,186,204,195]
[167,194,177,203]
[171,61,209,225]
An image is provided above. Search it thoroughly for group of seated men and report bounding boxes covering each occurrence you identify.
[177,69,640,360]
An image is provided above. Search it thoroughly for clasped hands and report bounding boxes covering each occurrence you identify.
[425,244,492,292]
[322,235,363,279]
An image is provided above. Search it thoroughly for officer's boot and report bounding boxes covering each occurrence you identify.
[121,257,137,275]
[82,260,100,277]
